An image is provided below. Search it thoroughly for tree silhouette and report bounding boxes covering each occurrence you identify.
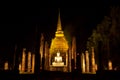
[86,6,120,70]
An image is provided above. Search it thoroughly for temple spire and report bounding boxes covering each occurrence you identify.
[55,9,64,37]
[57,9,62,31]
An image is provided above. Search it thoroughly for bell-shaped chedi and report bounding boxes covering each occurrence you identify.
[50,10,69,54]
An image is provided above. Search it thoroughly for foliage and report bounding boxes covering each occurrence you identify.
[86,6,120,67]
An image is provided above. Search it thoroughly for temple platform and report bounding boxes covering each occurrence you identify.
[52,62,64,67]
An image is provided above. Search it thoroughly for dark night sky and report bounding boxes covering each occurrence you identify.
[0,3,117,60]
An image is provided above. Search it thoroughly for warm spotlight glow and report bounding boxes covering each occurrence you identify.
[28,52,31,72]
[4,61,9,70]
[19,63,21,71]
[32,54,35,73]
[85,50,89,72]
[40,33,44,69]
[52,51,64,66]
[50,11,68,54]
[95,64,98,71]
[81,53,85,73]
[72,36,76,69]
[49,11,70,72]
[21,48,26,72]
[108,60,112,70]
[91,47,96,73]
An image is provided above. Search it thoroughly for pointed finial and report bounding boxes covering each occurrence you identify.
[57,8,62,31]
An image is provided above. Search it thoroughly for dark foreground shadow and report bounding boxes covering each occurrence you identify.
[0,70,120,80]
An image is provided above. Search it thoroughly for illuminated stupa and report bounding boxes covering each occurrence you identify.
[49,10,69,72]
[50,11,69,53]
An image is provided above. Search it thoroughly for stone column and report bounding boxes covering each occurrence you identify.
[69,46,72,72]
[45,41,49,70]
[28,51,31,72]
[49,51,52,71]
[95,64,98,71]
[72,37,76,69]
[40,33,44,70]
[21,48,26,72]
[19,63,21,72]
[85,50,89,72]
[4,61,9,70]
[91,47,95,73]
[108,60,112,70]
[65,52,68,72]
[32,54,35,73]
[81,53,85,73]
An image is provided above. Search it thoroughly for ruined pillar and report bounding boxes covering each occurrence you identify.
[108,60,112,70]
[81,53,85,73]
[28,51,31,72]
[19,63,21,72]
[85,50,89,72]
[72,36,76,69]
[69,46,72,72]
[32,54,35,73]
[21,48,26,72]
[45,41,49,70]
[91,47,96,73]
[40,33,44,70]
[4,61,9,70]
[95,64,98,71]
[49,52,51,71]
[65,52,68,72]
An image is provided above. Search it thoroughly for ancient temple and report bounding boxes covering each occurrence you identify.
[49,11,70,72]
[17,10,74,73]
[17,10,100,74]
[2,8,119,75]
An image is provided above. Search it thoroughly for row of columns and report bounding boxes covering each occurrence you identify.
[81,47,113,73]
[19,48,35,73]
[81,47,97,73]
[3,47,113,74]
